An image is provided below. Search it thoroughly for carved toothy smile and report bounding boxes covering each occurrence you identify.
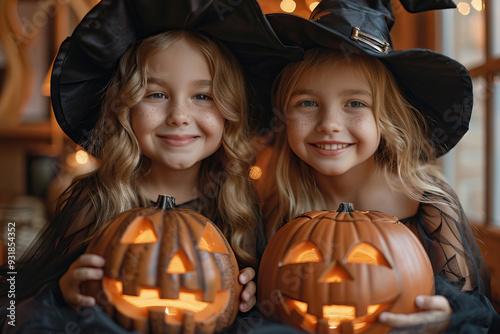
[279,292,389,332]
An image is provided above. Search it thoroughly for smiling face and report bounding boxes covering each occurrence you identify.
[131,36,225,174]
[285,60,380,177]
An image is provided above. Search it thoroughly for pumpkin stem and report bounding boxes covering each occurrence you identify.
[156,195,176,210]
[337,202,354,213]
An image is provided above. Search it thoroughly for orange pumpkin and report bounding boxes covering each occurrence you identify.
[258,203,434,334]
[82,195,242,334]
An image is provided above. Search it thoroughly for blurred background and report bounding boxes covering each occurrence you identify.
[0,0,499,309]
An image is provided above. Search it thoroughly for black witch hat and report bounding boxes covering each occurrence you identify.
[267,0,471,156]
[51,0,302,147]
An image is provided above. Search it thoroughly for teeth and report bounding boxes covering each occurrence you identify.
[315,143,349,150]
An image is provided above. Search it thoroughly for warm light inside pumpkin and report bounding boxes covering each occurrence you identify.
[120,217,158,244]
[347,242,390,267]
[322,263,352,283]
[323,305,355,328]
[286,299,317,329]
[168,250,194,273]
[198,224,229,254]
[285,295,390,332]
[280,241,323,266]
[103,277,230,322]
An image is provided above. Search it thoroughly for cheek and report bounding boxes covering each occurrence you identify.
[286,115,315,152]
[352,114,379,139]
[286,114,314,139]
[199,112,225,141]
[131,107,163,134]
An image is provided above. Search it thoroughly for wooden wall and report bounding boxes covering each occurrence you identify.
[475,224,500,312]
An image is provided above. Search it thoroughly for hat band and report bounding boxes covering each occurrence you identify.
[350,27,389,54]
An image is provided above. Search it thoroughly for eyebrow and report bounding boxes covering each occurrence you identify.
[146,77,212,88]
[290,88,315,96]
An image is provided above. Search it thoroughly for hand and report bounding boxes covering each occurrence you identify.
[238,267,256,312]
[379,295,451,334]
[59,254,105,308]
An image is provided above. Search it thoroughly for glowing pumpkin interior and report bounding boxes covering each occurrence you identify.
[279,241,393,332]
[102,214,232,323]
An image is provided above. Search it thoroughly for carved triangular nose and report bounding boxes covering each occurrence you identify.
[320,261,352,283]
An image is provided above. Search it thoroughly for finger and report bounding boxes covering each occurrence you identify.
[380,311,449,328]
[72,267,104,283]
[70,293,96,307]
[75,254,106,268]
[239,296,256,312]
[239,267,255,285]
[241,281,256,302]
[415,295,451,313]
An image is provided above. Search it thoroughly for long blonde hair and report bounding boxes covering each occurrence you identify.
[63,30,262,269]
[265,48,452,237]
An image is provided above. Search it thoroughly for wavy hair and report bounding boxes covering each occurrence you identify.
[63,30,262,269]
[265,48,453,237]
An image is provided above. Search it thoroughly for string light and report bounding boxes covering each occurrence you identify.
[249,166,263,180]
[471,0,483,11]
[75,149,89,164]
[457,2,471,15]
[309,1,319,11]
[280,0,296,13]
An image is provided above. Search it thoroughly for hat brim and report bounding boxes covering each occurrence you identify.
[267,13,472,156]
[51,0,302,146]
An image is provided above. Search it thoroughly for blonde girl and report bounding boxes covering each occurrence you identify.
[256,0,496,331]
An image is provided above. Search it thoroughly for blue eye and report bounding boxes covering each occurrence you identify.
[300,100,317,107]
[195,94,212,101]
[150,93,166,99]
[347,101,366,108]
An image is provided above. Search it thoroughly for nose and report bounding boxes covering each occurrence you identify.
[165,101,190,127]
[316,107,342,134]
[320,262,352,283]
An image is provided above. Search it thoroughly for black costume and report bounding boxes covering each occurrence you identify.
[1,0,499,332]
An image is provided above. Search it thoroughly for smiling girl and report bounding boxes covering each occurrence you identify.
[6,2,282,326]
[259,44,494,333]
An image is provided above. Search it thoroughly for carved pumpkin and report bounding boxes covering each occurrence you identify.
[82,195,242,334]
[258,203,434,334]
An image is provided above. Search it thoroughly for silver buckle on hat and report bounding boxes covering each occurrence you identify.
[351,27,390,54]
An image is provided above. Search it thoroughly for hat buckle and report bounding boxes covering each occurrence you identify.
[350,27,390,54]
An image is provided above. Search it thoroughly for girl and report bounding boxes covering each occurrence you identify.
[258,49,492,333]
[1,0,301,330]
[256,0,497,332]
[57,29,262,311]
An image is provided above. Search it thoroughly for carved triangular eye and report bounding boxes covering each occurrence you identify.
[198,224,229,254]
[120,217,158,244]
[280,241,323,266]
[168,250,194,273]
[346,242,391,267]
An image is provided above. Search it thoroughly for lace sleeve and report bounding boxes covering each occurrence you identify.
[401,191,491,296]
[0,185,96,302]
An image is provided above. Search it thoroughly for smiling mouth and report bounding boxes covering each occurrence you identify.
[313,143,349,150]
[158,135,199,147]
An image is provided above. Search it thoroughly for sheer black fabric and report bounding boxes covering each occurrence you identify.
[400,184,490,297]
[2,282,140,333]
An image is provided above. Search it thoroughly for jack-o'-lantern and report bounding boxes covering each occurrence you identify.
[258,203,434,334]
[82,195,242,334]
